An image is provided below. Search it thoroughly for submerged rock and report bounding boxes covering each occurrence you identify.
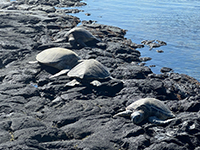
[160,67,173,73]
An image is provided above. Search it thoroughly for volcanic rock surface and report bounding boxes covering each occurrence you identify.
[0,0,200,149]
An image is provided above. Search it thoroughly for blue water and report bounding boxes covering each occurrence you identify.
[66,0,200,81]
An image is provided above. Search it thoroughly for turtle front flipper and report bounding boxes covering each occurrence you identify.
[77,39,87,47]
[65,79,81,87]
[28,61,38,64]
[90,80,102,86]
[148,116,174,125]
[49,69,70,78]
[113,110,132,118]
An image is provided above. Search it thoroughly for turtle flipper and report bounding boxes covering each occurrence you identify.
[148,116,174,125]
[90,80,102,86]
[113,110,132,118]
[28,61,38,64]
[49,69,70,78]
[53,38,66,43]
[77,39,87,47]
[65,79,81,87]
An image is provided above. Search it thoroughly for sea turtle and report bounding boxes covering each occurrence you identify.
[66,59,110,86]
[113,98,175,125]
[29,47,82,78]
[55,26,100,48]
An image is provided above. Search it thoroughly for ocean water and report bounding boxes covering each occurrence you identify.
[68,0,200,81]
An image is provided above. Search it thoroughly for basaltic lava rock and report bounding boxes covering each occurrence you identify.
[0,0,200,150]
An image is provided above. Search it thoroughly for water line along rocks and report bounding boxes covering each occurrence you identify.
[0,1,200,150]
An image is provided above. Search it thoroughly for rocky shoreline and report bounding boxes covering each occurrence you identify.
[0,0,200,149]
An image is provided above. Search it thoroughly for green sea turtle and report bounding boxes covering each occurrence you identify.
[29,47,81,78]
[113,98,175,125]
[55,26,100,47]
[66,59,110,86]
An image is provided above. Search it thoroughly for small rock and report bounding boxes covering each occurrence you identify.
[85,13,91,16]
[149,65,156,67]
[160,67,173,73]
[156,50,164,53]
[139,57,152,62]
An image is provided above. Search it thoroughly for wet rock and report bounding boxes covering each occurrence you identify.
[142,40,167,50]
[149,65,156,67]
[156,49,164,53]
[61,8,83,14]
[85,13,91,16]
[140,57,152,62]
[124,39,144,49]
[161,67,173,73]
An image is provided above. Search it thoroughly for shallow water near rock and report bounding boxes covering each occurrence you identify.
[67,0,200,81]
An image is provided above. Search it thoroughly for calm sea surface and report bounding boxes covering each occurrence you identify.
[67,0,200,81]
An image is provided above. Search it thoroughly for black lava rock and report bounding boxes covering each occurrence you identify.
[0,1,200,150]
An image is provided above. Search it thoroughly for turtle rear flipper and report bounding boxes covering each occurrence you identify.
[148,116,174,125]
[113,110,132,118]
[49,69,70,78]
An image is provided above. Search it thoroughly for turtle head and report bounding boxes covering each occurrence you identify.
[131,111,144,124]
[68,34,76,46]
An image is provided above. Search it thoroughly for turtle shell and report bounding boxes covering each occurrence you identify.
[67,59,110,80]
[36,47,81,70]
[67,26,98,42]
[127,98,175,120]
